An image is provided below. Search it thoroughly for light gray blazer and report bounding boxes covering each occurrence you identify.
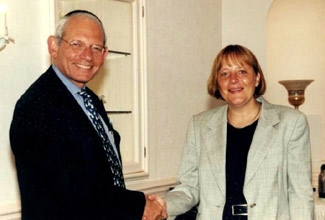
[165,97,314,220]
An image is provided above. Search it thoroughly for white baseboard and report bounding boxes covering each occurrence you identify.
[0,202,21,220]
[126,176,177,196]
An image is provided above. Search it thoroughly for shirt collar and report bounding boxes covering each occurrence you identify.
[52,64,84,95]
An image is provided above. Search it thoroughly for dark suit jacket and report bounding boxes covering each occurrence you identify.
[10,66,145,220]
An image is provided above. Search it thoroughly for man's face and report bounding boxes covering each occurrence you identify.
[48,16,108,88]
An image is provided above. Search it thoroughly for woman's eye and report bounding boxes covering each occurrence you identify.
[238,70,247,75]
[220,72,228,77]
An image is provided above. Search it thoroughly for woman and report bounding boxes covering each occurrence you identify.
[165,45,314,220]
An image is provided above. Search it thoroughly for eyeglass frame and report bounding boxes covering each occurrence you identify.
[57,37,107,56]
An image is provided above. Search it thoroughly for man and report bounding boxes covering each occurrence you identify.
[10,10,166,220]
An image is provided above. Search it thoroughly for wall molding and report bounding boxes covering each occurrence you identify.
[126,177,177,196]
[0,202,21,220]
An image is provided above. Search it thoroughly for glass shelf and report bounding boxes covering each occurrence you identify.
[108,50,131,59]
[106,110,132,114]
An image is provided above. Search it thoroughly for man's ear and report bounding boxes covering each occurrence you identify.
[47,36,59,58]
[103,47,109,60]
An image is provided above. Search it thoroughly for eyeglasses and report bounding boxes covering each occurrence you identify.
[58,37,106,56]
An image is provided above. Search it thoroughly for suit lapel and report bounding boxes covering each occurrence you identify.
[244,98,280,186]
[47,68,103,141]
[203,106,228,196]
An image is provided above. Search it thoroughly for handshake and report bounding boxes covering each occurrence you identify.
[142,194,168,220]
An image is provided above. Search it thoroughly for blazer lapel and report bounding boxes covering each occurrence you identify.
[204,106,228,196]
[244,98,280,186]
[200,98,281,196]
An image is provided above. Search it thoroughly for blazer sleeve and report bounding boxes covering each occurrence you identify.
[165,116,200,216]
[286,113,314,219]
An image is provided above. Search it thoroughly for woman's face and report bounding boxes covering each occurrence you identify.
[217,59,260,108]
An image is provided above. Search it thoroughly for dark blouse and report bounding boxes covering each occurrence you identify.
[222,120,258,220]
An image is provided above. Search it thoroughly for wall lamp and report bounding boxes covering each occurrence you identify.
[0,4,14,51]
[279,79,313,109]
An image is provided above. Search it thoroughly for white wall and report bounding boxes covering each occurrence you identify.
[0,0,53,213]
[144,0,222,181]
[221,0,274,79]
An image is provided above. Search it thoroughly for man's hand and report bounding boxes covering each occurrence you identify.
[142,194,167,220]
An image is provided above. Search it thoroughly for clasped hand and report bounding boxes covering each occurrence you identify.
[142,194,167,220]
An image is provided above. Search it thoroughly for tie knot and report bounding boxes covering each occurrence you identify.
[78,88,90,99]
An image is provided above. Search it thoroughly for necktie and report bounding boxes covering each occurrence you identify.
[79,88,125,188]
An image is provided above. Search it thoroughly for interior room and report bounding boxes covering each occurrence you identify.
[0,0,324,218]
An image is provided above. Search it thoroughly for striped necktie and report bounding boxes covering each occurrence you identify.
[79,88,125,188]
